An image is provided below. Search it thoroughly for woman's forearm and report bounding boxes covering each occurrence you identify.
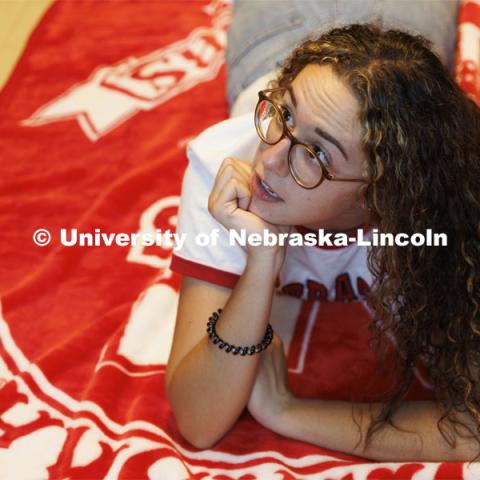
[167,253,279,449]
[270,397,478,462]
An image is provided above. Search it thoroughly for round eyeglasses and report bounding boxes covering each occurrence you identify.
[254,88,366,189]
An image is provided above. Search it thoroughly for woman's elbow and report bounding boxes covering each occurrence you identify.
[165,382,221,449]
[171,405,222,450]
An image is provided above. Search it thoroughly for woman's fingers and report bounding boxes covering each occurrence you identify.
[217,157,252,179]
[210,175,247,213]
[209,158,253,219]
[218,177,251,212]
[233,157,254,180]
[210,174,252,225]
[209,157,288,271]
[214,157,252,194]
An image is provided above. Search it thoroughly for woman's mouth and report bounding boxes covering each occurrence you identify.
[251,173,283,202]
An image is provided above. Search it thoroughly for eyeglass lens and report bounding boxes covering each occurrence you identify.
[255,98,323,188]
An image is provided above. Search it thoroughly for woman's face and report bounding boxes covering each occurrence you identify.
[248,63,369,232]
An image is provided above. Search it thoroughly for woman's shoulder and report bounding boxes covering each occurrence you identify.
[186,112,258,178]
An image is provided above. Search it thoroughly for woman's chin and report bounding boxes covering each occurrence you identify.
[248,198,283,225]
[247,197,268,218]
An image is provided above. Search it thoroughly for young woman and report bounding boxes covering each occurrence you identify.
[165,24,480,461]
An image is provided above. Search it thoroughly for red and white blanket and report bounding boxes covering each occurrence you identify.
[0,0,479,478]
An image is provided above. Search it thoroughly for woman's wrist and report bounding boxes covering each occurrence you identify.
[264,390,297,432]
[246,247,284,277]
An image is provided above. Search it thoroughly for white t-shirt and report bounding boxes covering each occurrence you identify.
[170,113,373,302]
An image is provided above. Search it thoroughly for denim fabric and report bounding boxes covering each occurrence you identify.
[226,0,460,109]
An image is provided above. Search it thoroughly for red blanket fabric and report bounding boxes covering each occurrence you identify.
[0,0,478,478]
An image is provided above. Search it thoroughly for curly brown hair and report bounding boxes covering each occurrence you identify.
[275,23,480,460]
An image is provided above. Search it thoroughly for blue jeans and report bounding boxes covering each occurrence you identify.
[226,0,459,109]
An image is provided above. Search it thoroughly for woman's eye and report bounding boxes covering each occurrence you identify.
[280,106,294,127]
[311,146,330,167]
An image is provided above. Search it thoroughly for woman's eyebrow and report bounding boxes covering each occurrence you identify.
[286,86,297,108]
[314,127,349,161]
[287,85,349,162]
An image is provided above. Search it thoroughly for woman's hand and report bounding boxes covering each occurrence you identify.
[208,157,277,236]
[247,332,294,429]
[208,157,290,272]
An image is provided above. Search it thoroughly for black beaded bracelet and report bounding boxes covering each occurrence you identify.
[206,308,274,355]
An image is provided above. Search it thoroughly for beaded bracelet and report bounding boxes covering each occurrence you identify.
[206,308,274,355]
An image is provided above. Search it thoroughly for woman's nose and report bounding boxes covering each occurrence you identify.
[261,137,290,177]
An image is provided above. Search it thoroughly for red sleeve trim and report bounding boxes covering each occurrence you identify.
[170,255,240,289]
